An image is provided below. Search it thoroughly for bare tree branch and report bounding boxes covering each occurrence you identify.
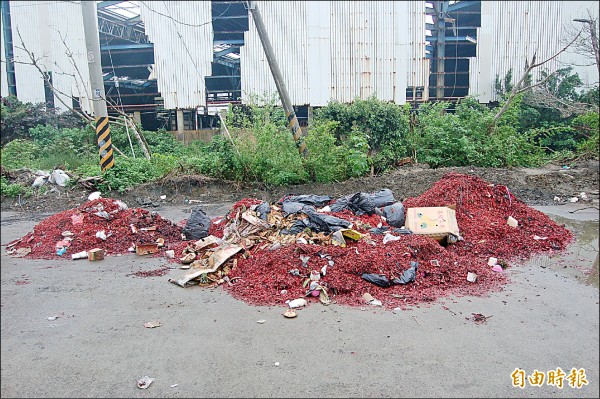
[13,28,128,158]
[491,31,583,128]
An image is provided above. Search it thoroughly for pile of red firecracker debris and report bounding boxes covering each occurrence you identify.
[6,173,573,310]
[5,198,182,259]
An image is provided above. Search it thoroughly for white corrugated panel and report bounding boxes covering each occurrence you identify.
[5,1,92,113]
[9,1,50,105]
[241,1,310,105]
[241,1,428,106]
[47,2,92,114]
[139,1,213,109]
[470,1,598,103]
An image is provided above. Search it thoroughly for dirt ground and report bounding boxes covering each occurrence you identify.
[2,160,599,214]
[1,161,599,397]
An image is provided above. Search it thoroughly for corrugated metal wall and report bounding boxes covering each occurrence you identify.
[139,1,213,109]
[9,1,49,106]
[3,1,92,113]
[48,1,92,114]
[241,1,429,106]
[470,1,599,103]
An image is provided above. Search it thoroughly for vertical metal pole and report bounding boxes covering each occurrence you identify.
[81,1,114,171]
[247,1,307,155]
[434,1,446,101]
[1,0,17,96]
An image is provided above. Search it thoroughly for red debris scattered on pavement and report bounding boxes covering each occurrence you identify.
[6,174,574,310]
[6,198,183,260]
[127,267,171,278]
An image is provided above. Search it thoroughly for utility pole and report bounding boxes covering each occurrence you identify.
[433,1,447,101]
[81,1,114,171]
[574,17,599,76]
[247,1,307,156]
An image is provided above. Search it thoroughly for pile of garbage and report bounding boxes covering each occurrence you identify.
[165,173,572,309]
[6,173,573,310]
[5,198,182,259]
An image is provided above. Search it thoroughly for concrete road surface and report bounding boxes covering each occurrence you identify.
[1,204,598,398]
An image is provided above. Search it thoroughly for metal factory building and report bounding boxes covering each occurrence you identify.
[1,1,598,133]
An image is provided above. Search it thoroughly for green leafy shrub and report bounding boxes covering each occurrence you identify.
[303,120,346,182]
[573,112,599,158]
[0,176,32,198]
[0,139,40,170]
[314,96,410,173]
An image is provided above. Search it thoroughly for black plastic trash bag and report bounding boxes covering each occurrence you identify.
[255,201,271,221]
[281,194,332,208]
[280,209,352,235]
[380,202,405,227]
[361,273,392,287]
[392,261,419,285]
[330,189,396,215]
[280,219,311,235]
[367,189,396,208]
[304,208,352,233]
[282,201,313,216]
[182,206,211,240]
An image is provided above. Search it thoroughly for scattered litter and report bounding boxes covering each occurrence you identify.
[553,196,561,202]
[507,216,519,227]
[492,265,503,273]
[165,250,175,259]
[143,320,161,328]
[468,313,492,324]
[47,316,59,321]
[170,384,178,388]
[71,251,88,260]
[569,197,579,203]
[579,192,588,200]
[48,169,70,187]
[411,315,421,325]
[256,319,266,324]
[137,376,154,389]
[466,272,478,283]
[95,231,107,240]
[288,298,307,308]
[533,235,547,241]
[88,191,102,201]
[382,233,401,244]
[283,309,297,318]
[136,243,159,256]
[88,248,104,261]
[395,261,419,285]
[487,257,498,266]
[274,362,280,367]
[160,195,167,200]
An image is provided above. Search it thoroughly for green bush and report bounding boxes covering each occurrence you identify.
[0,139,40,170]
[0,176,32,198]
[314,96,410,172]
[573,112,599,158]
[303,120,346,182]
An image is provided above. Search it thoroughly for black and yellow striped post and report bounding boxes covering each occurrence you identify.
[82,1,115,172]
[286,111,307,155]
[95,116,114,171]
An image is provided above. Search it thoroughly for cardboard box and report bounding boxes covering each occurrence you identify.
[136,243,159,256]
[88,248,104,261]
[405,207,460,242]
